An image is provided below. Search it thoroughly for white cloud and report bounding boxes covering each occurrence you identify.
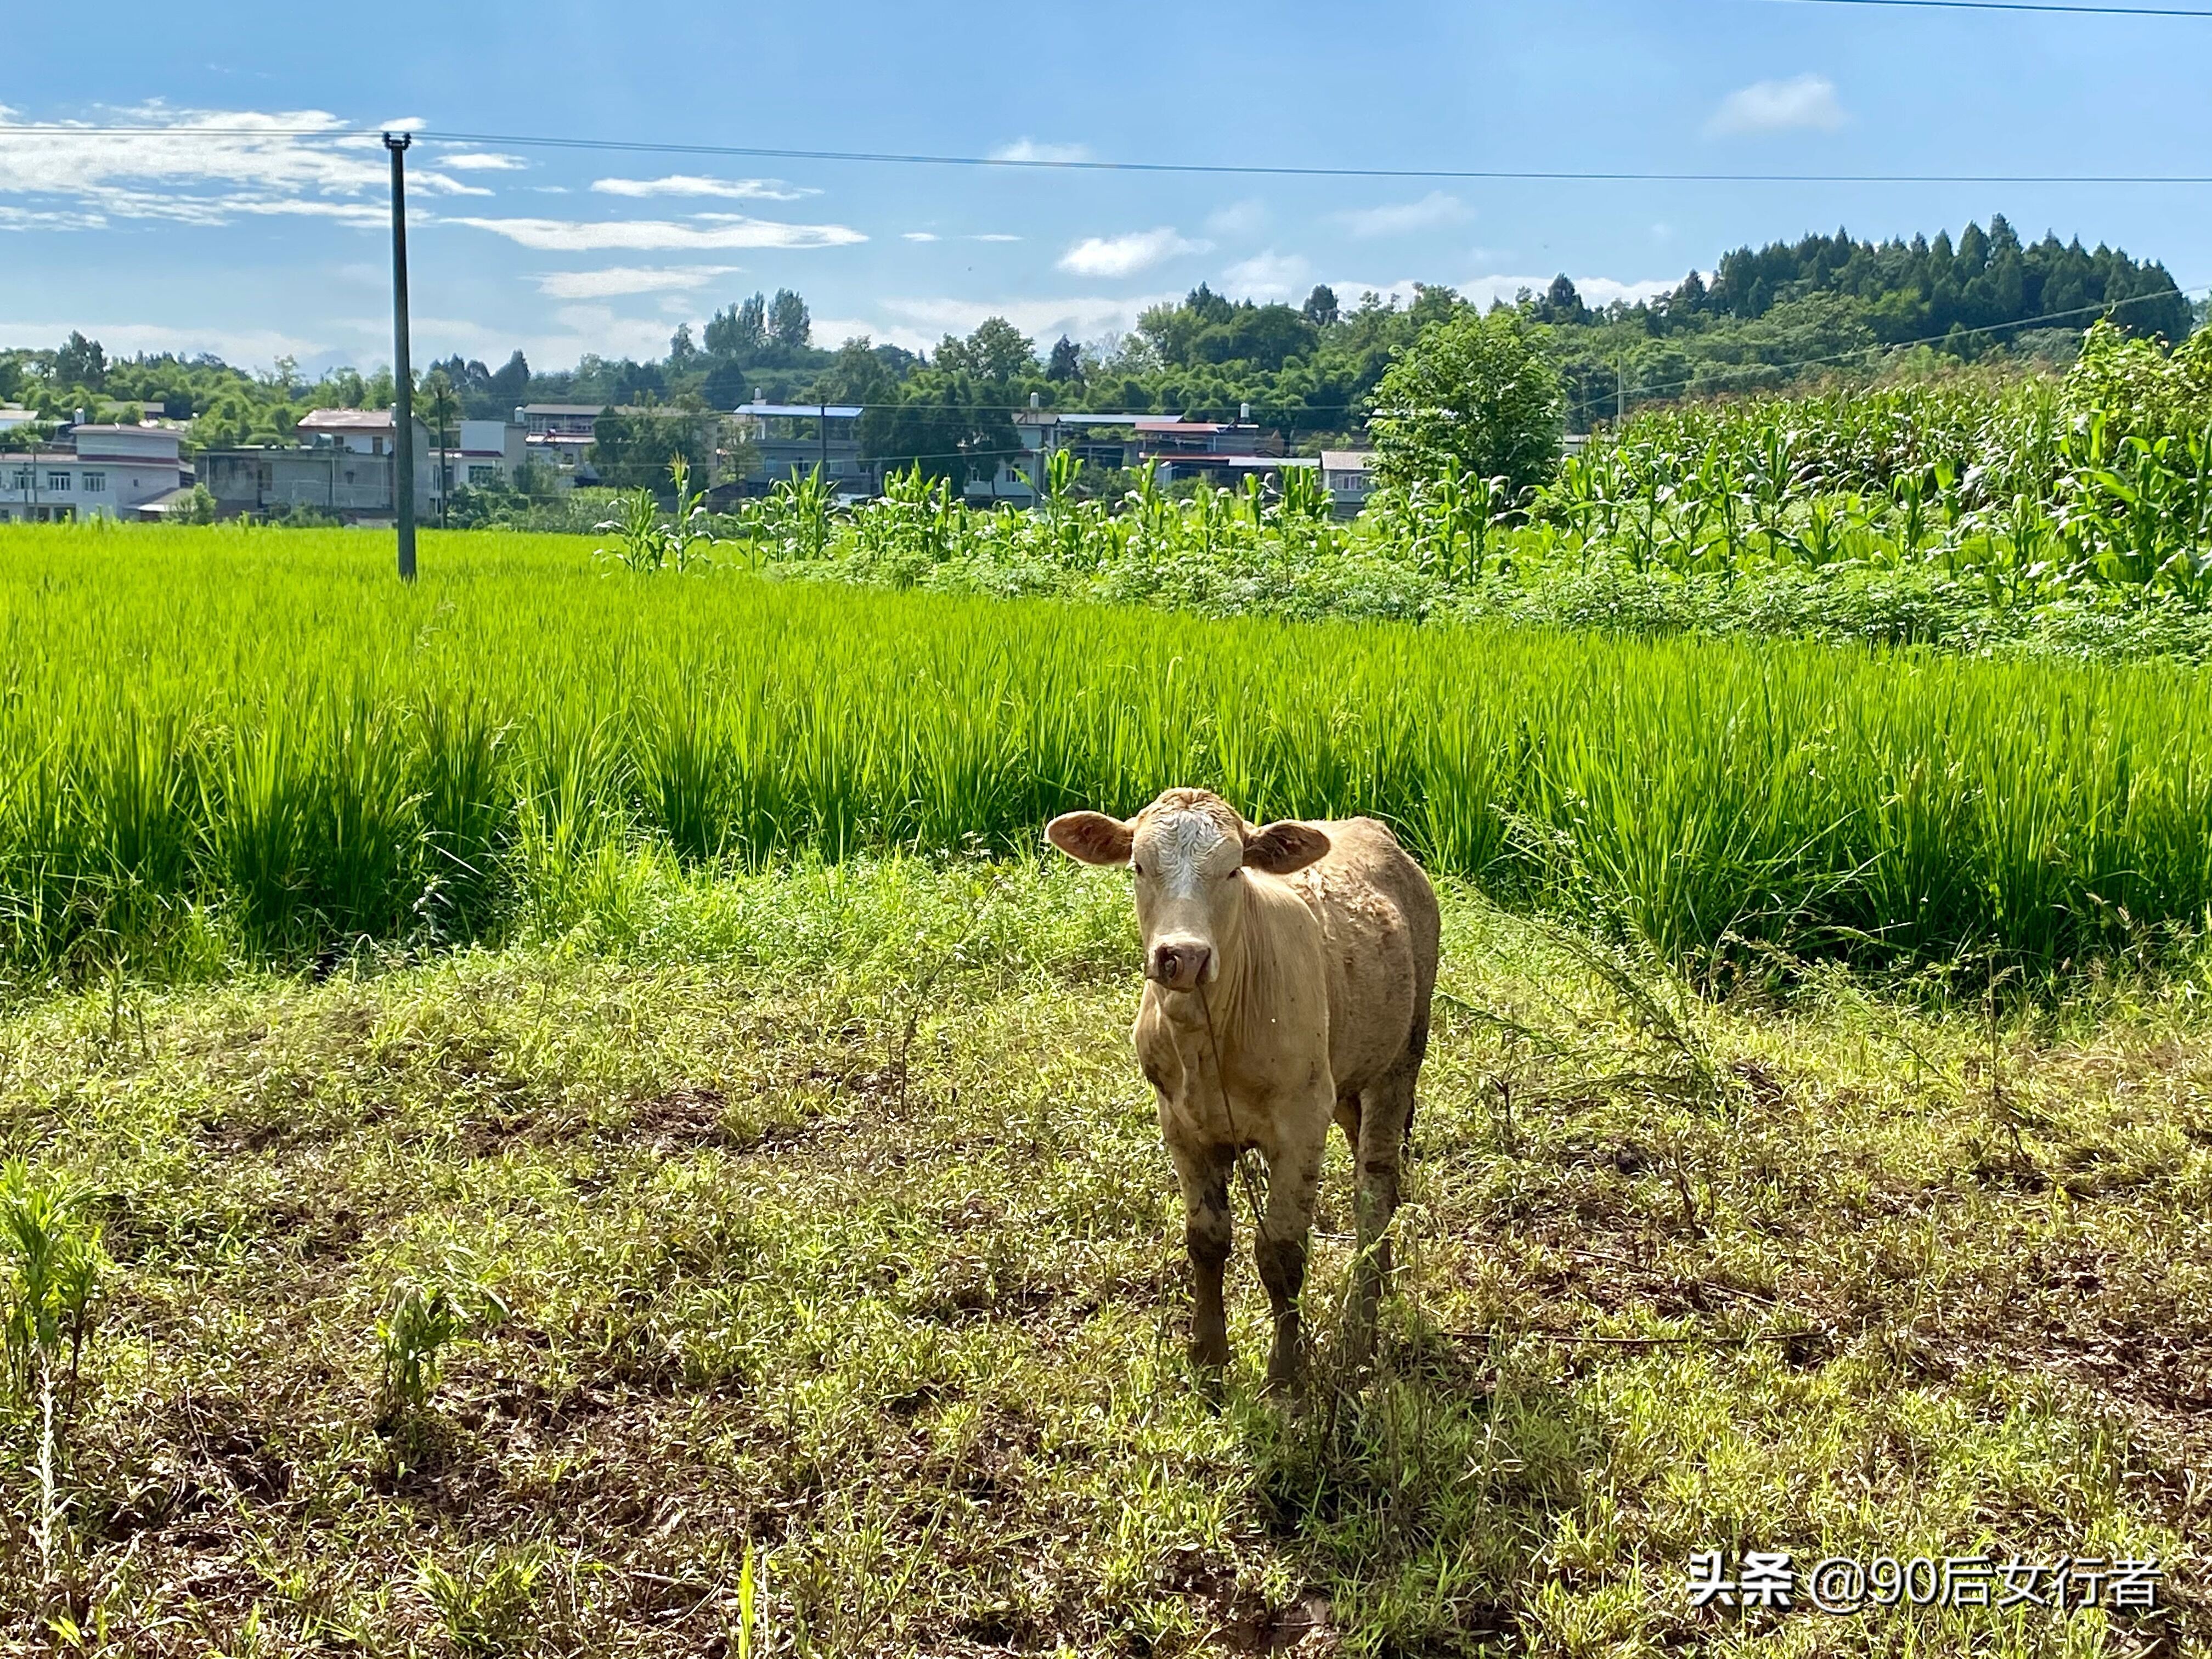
[1459,273,1679,309]
[439,151,529,172]
[0,104,490,229]
[591,174,815,201]
[867,294,1180,353]
[1705,74,1847,137]
[989,138,1090,163]
[411,306,678,367]
[442,215,865,251]
[0,319,331,365]
[808,318,885,349]
[903,231,940,242]
[1220,250,1311,302]
[1334,191,1470,239]
[534,264,743,299]
[1057,227,1209,278]
[1206,199,1267,239]
[972,233,1022,243]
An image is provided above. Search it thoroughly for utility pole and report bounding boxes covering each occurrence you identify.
[1616,356,1627,428]
[819,400,828,481]
[385,131,417,581]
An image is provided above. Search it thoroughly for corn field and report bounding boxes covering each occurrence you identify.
[6,522,2211,983]
[698,327,2210,619]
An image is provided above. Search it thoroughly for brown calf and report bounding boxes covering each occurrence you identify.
[1047,788,1440,1388]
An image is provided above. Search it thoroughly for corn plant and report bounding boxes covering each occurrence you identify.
[761,465,839,561]
[2,1160,106,1579]
[375,1274,507,1426]
[594,455,715,574]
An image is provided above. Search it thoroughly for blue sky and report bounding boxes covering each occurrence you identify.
[3,0,2207,374]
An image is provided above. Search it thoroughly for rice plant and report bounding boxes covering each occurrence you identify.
[5,521,2212,983]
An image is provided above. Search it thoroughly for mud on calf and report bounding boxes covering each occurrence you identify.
[1047,787,1441,1390]
[1180,1147,1234,1370]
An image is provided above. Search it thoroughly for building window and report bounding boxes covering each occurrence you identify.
[47,471,71,493]
[10,470,29,492]
[469,465,498,486]
[82,471,106,493]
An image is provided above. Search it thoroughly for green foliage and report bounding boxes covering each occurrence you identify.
[594,455,716,573]
[2062,319,2212,451]
[934,316,1038,383]
[0,1160,104,1407]
[8,526,2212,981]
[375,1284,467,1423]
[416,1547,548,1655]
[375,1270,507,1426]
[858,371,1023,488]
[1370,309,1564,494]
[586,407,715,491]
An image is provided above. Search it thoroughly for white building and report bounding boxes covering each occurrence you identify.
[296,408,409,455]
[431,419,531,494]
[1321,449,1379,513]
[0,424,189,522]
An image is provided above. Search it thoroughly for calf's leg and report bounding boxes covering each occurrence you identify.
[1256,1121,1327,1392]
[1170,1143,1234,1371]
[1348,1059,1418,1367]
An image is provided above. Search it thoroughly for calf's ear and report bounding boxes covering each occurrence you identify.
[1047,811,1136,866]
[1244,820,1330,874]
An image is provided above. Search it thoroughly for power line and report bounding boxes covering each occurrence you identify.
[4,123,2211,186]
[411,132,2212,188]
[1768,0,2212,16]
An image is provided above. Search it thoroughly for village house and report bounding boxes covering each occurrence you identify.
[1321,449,1379,514]
[432,419,531,494]
[197,409,435,523]
[0,422,190,522]
[730,400,868,495]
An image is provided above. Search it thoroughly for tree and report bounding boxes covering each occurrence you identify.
[1046,336,1082,383]
[1536,275,1589,325]
[819,336,895,404]
[668,324,703,375]
[769,289,811,351]
[936,317,1036,384]
[487,351,531,411]
[1302,285,1340,328]
[706,294,768,359]
[1369,307,1563,494]
[589,409,714,491]
[54,331,107,392]
[858,371,1021,490]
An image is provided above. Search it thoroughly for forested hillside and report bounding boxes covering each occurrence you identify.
[3,216,2198,454]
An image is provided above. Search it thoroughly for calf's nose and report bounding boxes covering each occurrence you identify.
[1148,941,1213,990]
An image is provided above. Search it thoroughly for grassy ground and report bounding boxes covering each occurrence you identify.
[2,855,2207,1656]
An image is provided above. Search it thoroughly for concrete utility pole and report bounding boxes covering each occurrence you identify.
[385,131,417,582]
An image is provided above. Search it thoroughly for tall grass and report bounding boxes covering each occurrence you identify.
[5,522,2211,979]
